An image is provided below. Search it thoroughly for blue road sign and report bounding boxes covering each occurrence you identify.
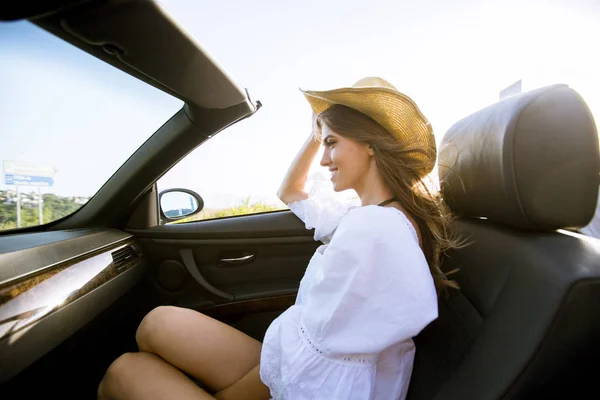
[4,173,54,187]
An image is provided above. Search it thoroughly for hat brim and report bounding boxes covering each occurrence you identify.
[301,87,436,177]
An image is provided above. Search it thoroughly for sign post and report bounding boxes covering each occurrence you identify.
[16,186,21,228]
[3,161,55,227]
[38,187,43,225]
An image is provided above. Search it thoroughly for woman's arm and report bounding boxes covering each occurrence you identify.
[277,113,321,205]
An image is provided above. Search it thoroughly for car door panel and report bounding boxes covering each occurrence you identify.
[131,210,319,339]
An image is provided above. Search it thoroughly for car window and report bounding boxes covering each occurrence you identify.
[156,112,294,222]
[156,1,600,223]
[0,21,183,232]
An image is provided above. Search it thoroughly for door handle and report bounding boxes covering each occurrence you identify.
[217,253,256,267]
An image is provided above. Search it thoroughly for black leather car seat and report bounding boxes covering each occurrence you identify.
[407,84,600,400]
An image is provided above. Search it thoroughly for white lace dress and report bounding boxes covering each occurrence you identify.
[260,176,438,400]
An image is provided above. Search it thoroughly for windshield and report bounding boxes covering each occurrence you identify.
[0,21,183,232]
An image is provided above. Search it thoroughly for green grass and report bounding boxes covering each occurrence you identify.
[171,196,287,224]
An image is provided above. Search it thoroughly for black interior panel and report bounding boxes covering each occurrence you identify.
[139,238,316,306]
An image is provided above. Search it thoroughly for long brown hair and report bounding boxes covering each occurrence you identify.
[317,104,462,293]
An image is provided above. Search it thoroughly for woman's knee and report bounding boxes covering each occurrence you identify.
[135,305,182,351]
[98,352,141,399]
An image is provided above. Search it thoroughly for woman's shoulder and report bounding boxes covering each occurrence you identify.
[336,205,419,244]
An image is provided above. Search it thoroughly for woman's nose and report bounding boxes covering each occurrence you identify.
[320,149,331,167]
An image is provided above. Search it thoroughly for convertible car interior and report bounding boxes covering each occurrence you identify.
[1,1,599,399]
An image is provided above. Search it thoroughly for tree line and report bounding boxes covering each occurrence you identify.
[0,190,87,230]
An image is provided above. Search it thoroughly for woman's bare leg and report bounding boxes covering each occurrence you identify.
[109,307,270,399]
[214,365,271,400]
[98,352,214,400]
[133,306,265,393]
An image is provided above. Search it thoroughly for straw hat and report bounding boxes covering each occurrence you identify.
[301,77,436,178]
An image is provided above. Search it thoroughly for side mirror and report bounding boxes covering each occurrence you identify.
[159,189,204,222]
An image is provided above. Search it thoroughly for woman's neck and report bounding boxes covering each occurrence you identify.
[359,191,396,207]
[355,165,395,206]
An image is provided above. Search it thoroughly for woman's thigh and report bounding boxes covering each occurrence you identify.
[214,365,271,400]
[135,306,262,393]
[100,352,214,400]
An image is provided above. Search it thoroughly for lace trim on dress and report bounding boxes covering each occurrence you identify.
[298,323,377,366]
[260,345,283,399]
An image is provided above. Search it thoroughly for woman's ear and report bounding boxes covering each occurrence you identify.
[367,144,375,156]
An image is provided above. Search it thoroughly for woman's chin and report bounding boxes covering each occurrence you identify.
[332,181,347,192]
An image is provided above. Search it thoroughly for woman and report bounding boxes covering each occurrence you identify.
[98,77,460,400]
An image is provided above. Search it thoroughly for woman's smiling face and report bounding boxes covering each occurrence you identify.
[319,124,373,192]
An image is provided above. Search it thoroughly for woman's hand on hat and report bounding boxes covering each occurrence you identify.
[311,111,321,137]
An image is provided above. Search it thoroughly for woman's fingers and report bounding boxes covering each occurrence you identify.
[312,111,321,135]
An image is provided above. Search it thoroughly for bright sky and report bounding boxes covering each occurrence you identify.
[1,0,599,210]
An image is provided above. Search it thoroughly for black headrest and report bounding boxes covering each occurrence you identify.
[438,84,599,230]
